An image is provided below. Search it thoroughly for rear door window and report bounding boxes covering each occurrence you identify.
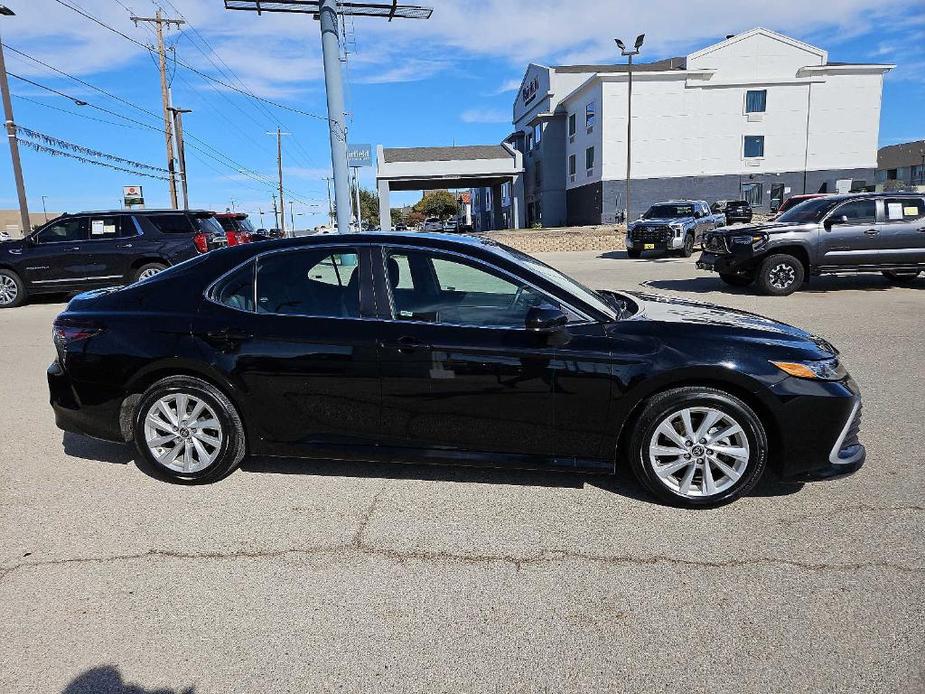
[882,198,925,222]
[149,213,195,234]
[256,248,360,317]
[87,215,122,240]
[34,217,88,244]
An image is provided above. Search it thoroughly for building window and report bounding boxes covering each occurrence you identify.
[568,154,576,182]
[585,146,595,175]
[533,123,542,148]
[741,182,762,206]
[585,101,595,131]
[745,90,767,113]
[744,135,765,158]
[568,113,576,138]
[526,131,533,151]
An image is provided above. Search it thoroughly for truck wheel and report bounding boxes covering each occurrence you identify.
[0,269,26,308]
[626,248,642,259]
[755,254,804,296]
[719,272,755,287]
[882,270,920,285]
[678,233,695,258]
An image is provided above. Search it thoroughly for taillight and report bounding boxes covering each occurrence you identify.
[53,317,103,347]
[193,232,209,253]
[240,231,251,243]
[227,231,239,246]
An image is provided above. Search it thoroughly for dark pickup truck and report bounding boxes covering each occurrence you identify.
[697,192,925,295]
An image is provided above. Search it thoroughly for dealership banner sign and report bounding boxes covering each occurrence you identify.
[123,185,144,207]
[347,144,372,168]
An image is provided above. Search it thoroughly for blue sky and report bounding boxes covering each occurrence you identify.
[1,0,923,229]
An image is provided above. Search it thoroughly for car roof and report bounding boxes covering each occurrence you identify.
[804,192,923,203]
[54,209,215,217]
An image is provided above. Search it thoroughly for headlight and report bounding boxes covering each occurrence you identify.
[771,357,847,381]
[731,233,767,247]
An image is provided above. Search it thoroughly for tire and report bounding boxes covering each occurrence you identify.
[719,272,755,287]
[882,270,920,285]
[626,248,642,259]
[133,376,246,484]
[0,269,26,308]
[678,233,695,258]
[755,253,804,296]
[627,386,769,508]
[134,262,167,282]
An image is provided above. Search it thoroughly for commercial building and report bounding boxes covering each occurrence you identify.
[876,140,925,190]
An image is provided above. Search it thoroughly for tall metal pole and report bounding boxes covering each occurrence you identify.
[271,194,279,231]
[625,52,633,222]
[318,0,352,234]
[352,166,362,230]
[0,35,30,236]
[170,107,191,209]
[324,176,335,228]
[132,10,184,209]
[276,127,286,237]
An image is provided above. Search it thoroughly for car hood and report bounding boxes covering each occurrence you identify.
[0,238,26,254]
[710,221,816,236]
[619,290,836,357]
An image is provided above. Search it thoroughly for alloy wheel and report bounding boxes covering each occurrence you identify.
[768,263,796,290]
[138,267,163,280]
[0,275,17,306]
[648,406,750,498]
[143,393,223,473]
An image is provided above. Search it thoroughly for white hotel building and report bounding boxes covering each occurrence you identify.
[499,27,893,227]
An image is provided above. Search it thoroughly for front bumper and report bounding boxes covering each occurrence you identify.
[626,233,685,251]
[769,375,865,483]
[696,249,757,274]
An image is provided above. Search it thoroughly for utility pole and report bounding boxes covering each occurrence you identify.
[267,128,290,237]
[289,200,295,230]
[351,166,363,230]
[41,195,48,222]
[132,10,184,209]
[0,6,31,236]
[615,33,645,222]
[168,106,191,208]
[271,194,279,231]
[223,0,432,234]
[323,176,335,228]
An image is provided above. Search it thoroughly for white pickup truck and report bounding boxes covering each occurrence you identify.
[626,200,726,258]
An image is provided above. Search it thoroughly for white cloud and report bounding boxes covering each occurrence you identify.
[460,107,511,124]
[490,78,523,95]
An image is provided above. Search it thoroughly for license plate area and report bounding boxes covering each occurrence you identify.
[643,243,655,250]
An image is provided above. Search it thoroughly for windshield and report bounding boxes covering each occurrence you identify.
[503,246,617,320]
[643,204,693,219]
[775,197,841,224]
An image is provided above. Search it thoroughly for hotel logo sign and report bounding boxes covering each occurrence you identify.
[521,76,539,105]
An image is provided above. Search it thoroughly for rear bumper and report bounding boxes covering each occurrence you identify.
[48,360,125,442]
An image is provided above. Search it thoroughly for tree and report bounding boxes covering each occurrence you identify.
[413,190,458,220]
[351,186,381,227]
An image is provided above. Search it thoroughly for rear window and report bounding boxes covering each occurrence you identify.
[883,198,925,221]
[194,216,224,235]
[149,213,195,234]
[213,260,256,311]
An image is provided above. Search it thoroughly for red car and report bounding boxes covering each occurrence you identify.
[214,212,257,246]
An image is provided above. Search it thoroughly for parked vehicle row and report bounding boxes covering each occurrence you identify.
[0,209,264,308]
[48,231,864,508]
[626,200,726,258]
[697,192,925,295]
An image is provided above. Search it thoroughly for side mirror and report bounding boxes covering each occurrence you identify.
[525,304,568,333]
[824,215,848,230]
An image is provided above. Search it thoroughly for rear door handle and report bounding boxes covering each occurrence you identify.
[116,242,133,248]
[863,229,879,236]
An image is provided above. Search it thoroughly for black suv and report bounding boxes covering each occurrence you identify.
[0,209,225,308]
[698,193,925,295]
[711,200,753,224]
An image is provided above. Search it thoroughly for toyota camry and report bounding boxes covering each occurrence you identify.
[48,233,864,507]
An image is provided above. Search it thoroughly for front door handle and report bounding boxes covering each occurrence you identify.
[381,336,430,353]
[116,242,133,248]
[863,229,879,236]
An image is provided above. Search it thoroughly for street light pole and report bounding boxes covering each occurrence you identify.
[41,195,47,222]
[0,6,31,236]
[615,33,645,223]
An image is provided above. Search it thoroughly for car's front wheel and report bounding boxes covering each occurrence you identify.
[628,386,768,507]
[678,233,695,258]
[755,253,804,296]
[882,270,920,284]
[133,376,246,483]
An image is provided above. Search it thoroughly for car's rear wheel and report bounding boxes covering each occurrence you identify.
[882,270,920,284]
[626,248,642,259]
[133,376,246,483]
[719,271,755,287]
[628,386,768,508]
[0,269,26,308]
[679,233,695,258]
[134,262,167,282]
[755,253,804,296]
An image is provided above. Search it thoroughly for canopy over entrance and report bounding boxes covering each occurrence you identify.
[376,144,524,230]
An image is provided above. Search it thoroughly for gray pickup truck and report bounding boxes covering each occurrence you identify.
[697,192,925,295]
[626,200,725,258]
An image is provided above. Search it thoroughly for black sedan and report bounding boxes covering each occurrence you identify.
[48,233,864,507]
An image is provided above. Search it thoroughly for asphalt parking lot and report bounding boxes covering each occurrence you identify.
[1,251,923,693]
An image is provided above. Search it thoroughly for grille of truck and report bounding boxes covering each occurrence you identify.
[632,225,670,243]
[704,235,729,253]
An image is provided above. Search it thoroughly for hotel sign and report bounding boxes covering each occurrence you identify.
[521,76,539,105]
